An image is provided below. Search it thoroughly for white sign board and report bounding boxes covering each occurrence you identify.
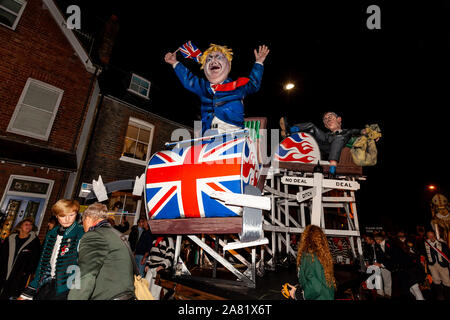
[281,176,314,187]
[322,179,360,191]
[281,176,359,191]
[79,182,93,198]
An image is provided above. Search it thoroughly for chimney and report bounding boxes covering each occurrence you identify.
[98,14,119,66]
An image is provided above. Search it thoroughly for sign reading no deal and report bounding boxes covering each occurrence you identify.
[281,176,314,187]
[281,176,360,190]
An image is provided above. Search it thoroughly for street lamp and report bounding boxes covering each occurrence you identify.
[284,83,295,91]
[427,185,437,191]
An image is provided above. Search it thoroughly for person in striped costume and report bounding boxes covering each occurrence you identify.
[144,236,175,299]
[19,199,84,300]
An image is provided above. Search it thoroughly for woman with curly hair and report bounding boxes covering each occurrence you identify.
[287,225,336,300]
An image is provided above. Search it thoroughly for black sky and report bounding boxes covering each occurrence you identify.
[58,0,449,232]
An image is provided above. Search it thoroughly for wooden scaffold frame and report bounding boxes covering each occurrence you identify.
[261,164,366,271]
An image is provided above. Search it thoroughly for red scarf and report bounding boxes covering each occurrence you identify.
[211,77,249,92]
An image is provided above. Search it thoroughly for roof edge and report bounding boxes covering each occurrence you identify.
[43,0,97,74]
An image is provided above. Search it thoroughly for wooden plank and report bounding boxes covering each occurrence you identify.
[149,217,242,234]
[279,162,363,176]
[223,238,269,251]
[278,148,363,176]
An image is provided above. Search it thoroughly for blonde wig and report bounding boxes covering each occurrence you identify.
[199,43,233,69]
[51,199,80,217]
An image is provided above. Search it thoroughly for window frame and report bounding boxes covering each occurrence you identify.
[127,73,151,99]
[119,117,154,166]
[0,0,27,30]
[7,78,64,141]
[0,174,54,232]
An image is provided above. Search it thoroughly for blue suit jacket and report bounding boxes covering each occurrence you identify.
[173,62,264,133]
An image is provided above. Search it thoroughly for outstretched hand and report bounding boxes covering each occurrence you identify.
[254,45,270,64]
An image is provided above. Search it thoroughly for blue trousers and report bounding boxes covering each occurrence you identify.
[134,254,146,277]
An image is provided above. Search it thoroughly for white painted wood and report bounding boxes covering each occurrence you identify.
[223,238,269,251]
[311,172,323,226]
[296,188,316,203]
[322,179,360,191]
[210,191,271,211]
[187,235,254,287]
[281,176,314,187]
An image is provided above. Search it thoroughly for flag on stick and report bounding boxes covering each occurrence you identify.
[177,41,202,63]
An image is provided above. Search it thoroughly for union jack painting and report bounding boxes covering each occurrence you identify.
[275,132,321,163]
[145,135,259,219]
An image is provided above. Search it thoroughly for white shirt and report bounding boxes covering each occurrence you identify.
[380,240,386,252]
[50,235,63,278]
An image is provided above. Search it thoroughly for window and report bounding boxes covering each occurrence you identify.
[120,117,154,166]
[127,73,150,99]
[7,78,64,141]
[0,0,26,30]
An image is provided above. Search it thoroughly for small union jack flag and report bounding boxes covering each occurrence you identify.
[178,41,202,63]
[145,135,258,219]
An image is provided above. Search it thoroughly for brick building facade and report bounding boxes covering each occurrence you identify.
[0,0,99,240]
[77,95,193,224]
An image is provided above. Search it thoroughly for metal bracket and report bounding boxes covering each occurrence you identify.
[239,185,264,242]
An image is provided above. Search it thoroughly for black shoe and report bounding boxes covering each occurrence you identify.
[280,116,290,138]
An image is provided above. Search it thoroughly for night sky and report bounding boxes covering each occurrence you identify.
[58,0,449,232]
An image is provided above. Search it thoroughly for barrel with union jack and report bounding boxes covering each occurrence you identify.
[145,132,259,219]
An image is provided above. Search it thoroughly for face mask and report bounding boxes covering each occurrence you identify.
[204,52,230,84]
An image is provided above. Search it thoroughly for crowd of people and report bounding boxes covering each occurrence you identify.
[0,199,175,300]
[359,228,450,300]
[1,198,449,301]
[285,225,450,301]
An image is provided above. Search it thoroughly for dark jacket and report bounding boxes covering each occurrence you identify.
[128,225,152,255]
[394,241,426,293]
[292,122,361,162]
[114,220,129,233]
[21,222,84,299]
[374,240,399,271]
[67,220,134,300]
[174,62,264,134]
[363,242,376,265]
[421,239,450,268]
[0,232,41,299]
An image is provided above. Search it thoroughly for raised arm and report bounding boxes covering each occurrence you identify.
[164,51,178,67]
[165,51,204,96]
[243,45,270,96]
[254,45,270,64]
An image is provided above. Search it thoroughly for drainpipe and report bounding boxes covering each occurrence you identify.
[71,92,105,203]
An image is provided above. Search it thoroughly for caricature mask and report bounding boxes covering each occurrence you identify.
[200,44,233,85]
